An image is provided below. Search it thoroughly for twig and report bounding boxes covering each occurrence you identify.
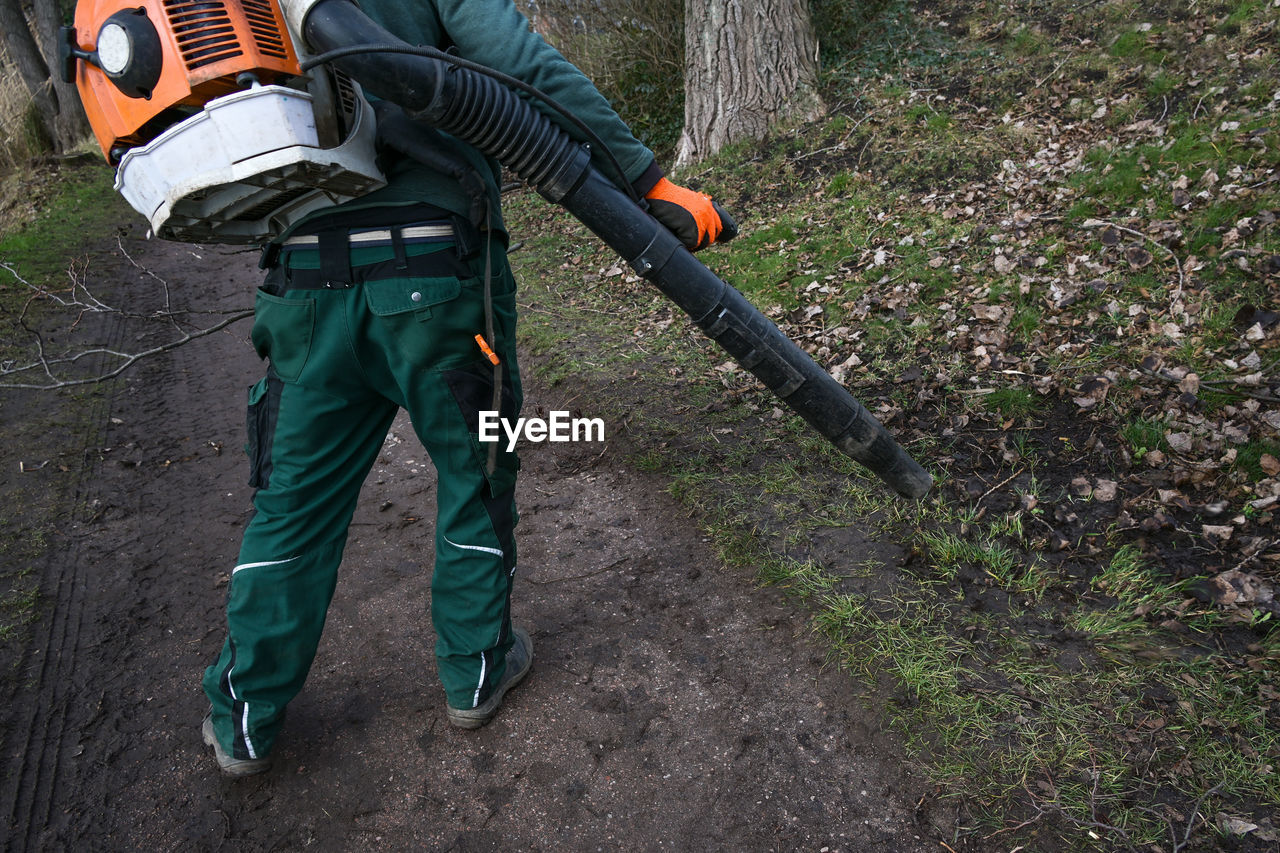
[979,468,1025,504]
[1170,781,1225,853]
[1139,365,1280,404]
[0,310,254,389]
[2,252,262,388]
[792,105,878,164]
[988,777,1132,845]
[1034,56,1072,90]
[116,236,180,331]
[523,556,628,585]
[1079,219,1186,300]
[2,259,114,314]
[516,300,616,318]
[984,805,1048,838]
[1192,92,1210,120]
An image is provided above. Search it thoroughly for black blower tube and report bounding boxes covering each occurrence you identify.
[300,0,934,498]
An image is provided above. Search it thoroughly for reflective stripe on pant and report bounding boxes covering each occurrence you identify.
[202,240,521,760]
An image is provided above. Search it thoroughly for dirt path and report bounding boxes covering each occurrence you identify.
[2,226,948,851]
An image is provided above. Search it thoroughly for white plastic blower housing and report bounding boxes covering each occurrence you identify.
[96,0,380,245]
[115,78,384,244]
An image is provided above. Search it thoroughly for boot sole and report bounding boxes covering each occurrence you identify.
[447,628,533,729]
[202,714,271,777]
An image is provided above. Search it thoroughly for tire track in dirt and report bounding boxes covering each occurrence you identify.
[0,281,128,852]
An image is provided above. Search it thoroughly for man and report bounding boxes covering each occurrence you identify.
[201,0,733,776]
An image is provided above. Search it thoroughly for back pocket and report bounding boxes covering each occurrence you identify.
[251,290,315,382]
[364,276,463,319]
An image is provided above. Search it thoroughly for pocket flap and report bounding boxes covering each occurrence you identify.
[364,277,461,316]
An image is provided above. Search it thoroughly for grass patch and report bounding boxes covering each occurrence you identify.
[0,585,40,645]
[1120,417,1169,460]
[757,555,841,599]
[981,387,1043,420]
[502,1,1280,845]
[923,530,1016,580]
[0,506,55,675]
[1,160,130,369]
[1236,440,1280,482]
[0,161,124,281]
[1093,544,1185,614]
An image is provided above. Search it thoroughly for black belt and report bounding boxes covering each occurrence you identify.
[259,203,486,276]
[279,246,474,291]
[282,222,455,250]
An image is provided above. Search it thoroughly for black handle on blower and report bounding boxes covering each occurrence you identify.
[299,0,933,499]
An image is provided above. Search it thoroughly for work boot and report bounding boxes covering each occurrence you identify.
[446,627,533,729]
[202,713,271,777]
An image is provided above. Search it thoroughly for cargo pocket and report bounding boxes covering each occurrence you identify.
[364,276,463,321]
[251,289,314,382]
[245,375,283,490]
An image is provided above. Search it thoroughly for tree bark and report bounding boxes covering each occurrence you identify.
[0,0,54,104]
[0,0,88,154]
[674,0,824,168]
[32,0,89,151]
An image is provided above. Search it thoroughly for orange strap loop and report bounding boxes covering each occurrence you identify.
[474,334,500,365]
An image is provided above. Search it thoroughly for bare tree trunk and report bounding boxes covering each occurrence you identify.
[0,0,88,154]
[0,0,56,111]
[32,0,89,151]
[674,0,824,169]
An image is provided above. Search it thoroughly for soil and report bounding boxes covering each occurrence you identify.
[1,221,955,851]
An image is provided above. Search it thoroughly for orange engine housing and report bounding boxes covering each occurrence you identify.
[73,0,302,160]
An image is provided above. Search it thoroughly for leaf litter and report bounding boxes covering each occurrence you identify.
[510,0,1280,847]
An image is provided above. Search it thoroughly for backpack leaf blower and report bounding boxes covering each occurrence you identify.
[61,0,385,243]
[63,0,934,499]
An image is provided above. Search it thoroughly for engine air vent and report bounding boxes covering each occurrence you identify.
[240,0,289,59]
[163,0,243,70]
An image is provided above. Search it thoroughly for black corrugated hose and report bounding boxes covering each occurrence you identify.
[298,0,933,498]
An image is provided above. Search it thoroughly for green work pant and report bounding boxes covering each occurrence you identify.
[202,238,521,762]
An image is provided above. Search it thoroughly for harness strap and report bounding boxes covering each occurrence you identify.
[391,227,409,270]
[482,209,501,478]
[317,229,353,288]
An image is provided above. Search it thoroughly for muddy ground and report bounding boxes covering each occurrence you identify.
[0,221,963,850]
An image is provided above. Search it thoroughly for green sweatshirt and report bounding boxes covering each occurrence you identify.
[300,0,661,235]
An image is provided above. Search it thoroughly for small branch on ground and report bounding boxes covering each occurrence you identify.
[523,556,628,585]
[1140,365,1280,405]
[986,776,1133,848]
[0,258,252,390]
[1079,219,1187,302]
[1170,782,1225,853]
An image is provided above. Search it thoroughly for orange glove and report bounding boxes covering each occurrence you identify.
[644,177,738,252]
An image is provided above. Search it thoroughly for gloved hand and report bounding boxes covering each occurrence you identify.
[644,177,738,252]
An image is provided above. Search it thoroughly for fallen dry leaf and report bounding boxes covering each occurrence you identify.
[1260,454,1280,477]
[1217,815,1259,837]
[1125,246,1154,268]
[1202,524,1234,542]
[1093,479,1119,501]
[1208,570,1274,607]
